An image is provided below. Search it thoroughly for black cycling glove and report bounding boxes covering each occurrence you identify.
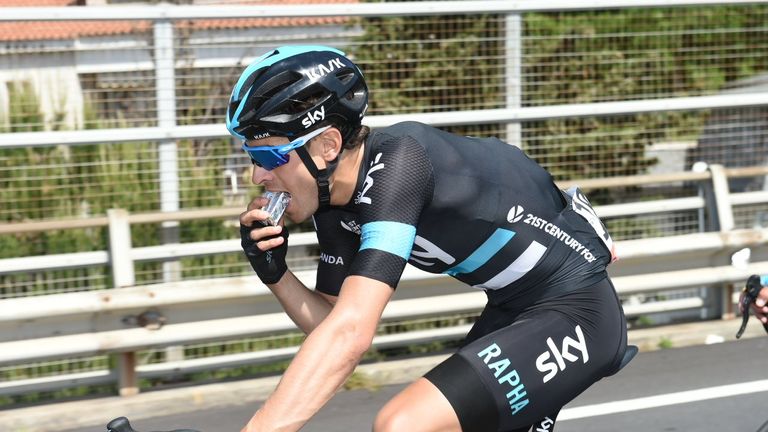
[240,222,289,285]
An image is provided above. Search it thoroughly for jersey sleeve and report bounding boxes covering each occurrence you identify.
[312,209,360,296]
[349,135,435,288]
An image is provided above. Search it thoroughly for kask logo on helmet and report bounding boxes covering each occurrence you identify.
[303,57,345,80]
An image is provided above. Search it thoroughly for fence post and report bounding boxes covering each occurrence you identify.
[107,208,139,396]
[154,17,188,376]
[154,18,181,284]
[505,12,522,148]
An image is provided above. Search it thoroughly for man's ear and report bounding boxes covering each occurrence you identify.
[319,127,343,162]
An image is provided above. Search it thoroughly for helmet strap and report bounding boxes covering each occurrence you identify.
[295,146,340,212]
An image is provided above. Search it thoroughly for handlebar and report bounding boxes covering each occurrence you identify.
[736,274,768,339]
[107,417,201,432]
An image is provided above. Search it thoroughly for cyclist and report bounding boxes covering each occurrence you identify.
[229,45,628,432]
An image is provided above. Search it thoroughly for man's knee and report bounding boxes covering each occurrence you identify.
[374,402,416,432]
[374,378,462,432]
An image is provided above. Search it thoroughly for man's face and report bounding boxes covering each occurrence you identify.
[245,135,322,223]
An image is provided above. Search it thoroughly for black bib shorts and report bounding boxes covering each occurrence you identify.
[424,278,627,432]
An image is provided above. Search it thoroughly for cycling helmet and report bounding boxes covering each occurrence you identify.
[227,45,368,211]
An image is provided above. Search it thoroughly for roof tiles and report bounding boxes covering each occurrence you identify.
[0,0,357,42]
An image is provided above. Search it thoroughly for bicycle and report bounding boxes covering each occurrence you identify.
[107,417,199,432]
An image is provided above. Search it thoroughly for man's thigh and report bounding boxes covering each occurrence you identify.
[424,305,623,432]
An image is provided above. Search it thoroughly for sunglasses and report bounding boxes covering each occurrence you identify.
[242,126,331,170]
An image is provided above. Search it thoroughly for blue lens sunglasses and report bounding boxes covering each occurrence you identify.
[242,126,331,170]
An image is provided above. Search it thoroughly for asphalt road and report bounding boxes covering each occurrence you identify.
[70,337,768,432]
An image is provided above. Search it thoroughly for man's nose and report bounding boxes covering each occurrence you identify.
[251,165,271,184]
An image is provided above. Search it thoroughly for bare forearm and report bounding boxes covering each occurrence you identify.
[269,270,334,334]
[246,313,367,431]
[242,276,393,432]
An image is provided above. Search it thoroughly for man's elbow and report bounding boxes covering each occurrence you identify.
[350,331,375,359]
[333,313,376,359]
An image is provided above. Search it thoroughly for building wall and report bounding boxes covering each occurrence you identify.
[0,48,84,130]
[0,24,358,130]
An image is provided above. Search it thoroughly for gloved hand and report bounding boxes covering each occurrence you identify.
[240,221,289,284]
[239,193,290,285]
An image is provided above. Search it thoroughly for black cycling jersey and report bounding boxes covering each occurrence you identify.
[311,121,627,432]
[313,121,616,304]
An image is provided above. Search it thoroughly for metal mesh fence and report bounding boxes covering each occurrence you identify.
[0,267,110,298]
[0,2,764,295]
[523,8,768,104]
[2,6,766,220]
[0,356,109,382]
[734,198,768,230]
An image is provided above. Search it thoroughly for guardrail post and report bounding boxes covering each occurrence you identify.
[117,351,139,397]
[704,164,736,321]
[708,164,734,232]
[107,209,135,288]
[107,208,139,396]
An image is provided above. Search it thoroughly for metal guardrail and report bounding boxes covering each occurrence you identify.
[2,164,768,396]
[2,93,768,150]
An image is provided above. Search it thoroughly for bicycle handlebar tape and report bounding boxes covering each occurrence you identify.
[107,417,137,432]
[736,275,768,338]
[106,417,202,432]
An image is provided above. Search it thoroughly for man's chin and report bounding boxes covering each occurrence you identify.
[284,210,305,224]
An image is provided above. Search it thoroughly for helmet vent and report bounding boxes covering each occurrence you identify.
[335,69,355,85]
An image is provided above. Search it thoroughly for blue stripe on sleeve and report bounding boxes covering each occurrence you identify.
[359,221,417,260]
[445,228,516,276]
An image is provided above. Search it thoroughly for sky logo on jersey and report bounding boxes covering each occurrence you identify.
[356,152,384,205]
[507,205,525,223]
[445,229,515,276]
[477,343,530,416]
[409,235,456,267]
[535,325,589,383]
[473,240,546,290]
[409,230,544,291]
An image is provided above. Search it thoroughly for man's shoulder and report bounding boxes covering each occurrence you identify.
[369,121,434,142]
